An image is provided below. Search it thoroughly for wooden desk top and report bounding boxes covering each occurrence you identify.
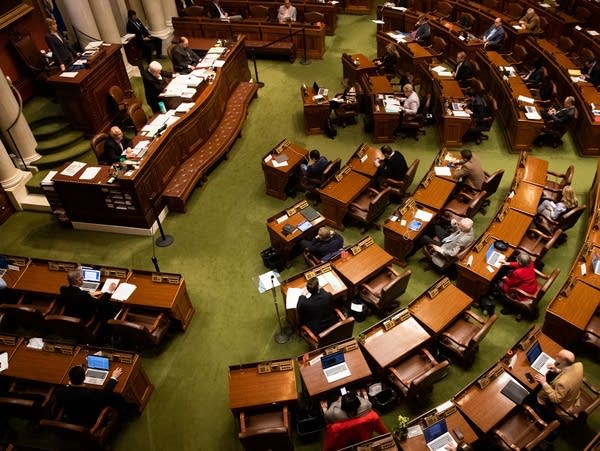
[348,145,383,178]
[12,259,72,295]
[302,86,329,106]
[368,75,395,95]
[520,156,549,187]
[332,243,394,286]
[262,141,308,175]
[267,201,326,245]
[228,360,298,410]
[318,170,371,205]
[384,205,437,241]
[439,78,464,99]
[508,181,544,216]
[3,340,75,384]
[123,271,184,310]
[298,339,372,397]
[47,44,121,85]
[359,314,431,369]
[458,240,515,283]
[547,280,600,330]
[339,433,398,451]
[413,175,457,211]
[454,364,525,433]
[402,408,478,450]
[406,42,435,59]
[487,208,532,247]
[409,283,473,334]
[0,336,23,360]
[281,264,347,299]
[350,53,376,69]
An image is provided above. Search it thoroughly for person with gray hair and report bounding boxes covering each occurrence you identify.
[58,267,116,322]
[142,61,172,113]
[519,8,541,33]
[104,126,132,165]
[422,217,474,269]
[301,226,343,262]
[535,349,584,421]
[497,252,537,317]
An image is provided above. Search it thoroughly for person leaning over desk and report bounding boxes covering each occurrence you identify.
[297,276,338,334]
[142,61,173,113]
[324,391,373,423]
[45,18,76,72]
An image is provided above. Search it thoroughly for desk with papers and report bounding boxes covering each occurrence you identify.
[262,139,308,200]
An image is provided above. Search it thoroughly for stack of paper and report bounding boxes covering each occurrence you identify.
[112,283,137,301]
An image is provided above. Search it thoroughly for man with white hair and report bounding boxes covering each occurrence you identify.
[104,126,132,165]
[422,217,474,269]
[535,349,584,420]
[142,61,172,113]
[519,8,541,34]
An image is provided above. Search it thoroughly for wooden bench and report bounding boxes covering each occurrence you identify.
[161,81,259,212]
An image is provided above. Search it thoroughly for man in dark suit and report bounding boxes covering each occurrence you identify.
[482,18,506,50]
[453,52,474,83]
[104,126,132,165]
[172,36,200,74]
[582,58,600,87]
[56,365,122,427]
[142,61,172,113]
[126,9,163,63]
[543,96,576,126]
[301,149,329,179]
[297,277,338,334]
[207,0,242,19]
[301,227,344,261]
[375,145,408,183]
[45,18,76,71]
[412,16,430,44]
[58,267,114,322]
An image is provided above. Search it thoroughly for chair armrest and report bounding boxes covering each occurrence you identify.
[334,308,346,321]
[471,314,497,344]
[584,378,600,395]
[506,287,534,302]
[522,404,546,426]
[545,169,564,179]
[420,348,437,364]
[282,406,289,429]
[389,366,408,386]
[380,178,404,189]
[492,428,515,449]
[411,360,450,386]
[239,411,247,432]
[464,309,485,324]
[89,406,115,435]
[300,325,319,343]
[526,228,551,240]
[525,419,560,450]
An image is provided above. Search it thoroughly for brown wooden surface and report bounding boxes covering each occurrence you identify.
[413,176,457,210]
[487,208,532,246]
[262,141,308,200]
[401,409,478,450]
[347,145,383,178]
[318,170,371,229]
[342,53,377,85]
[302,86,331,135]
[297,339,372,397]
[519,155,548,187]
[331,243,394,287]
[409,283,473,334]
[228,360,298,410]
[508,181,543,216]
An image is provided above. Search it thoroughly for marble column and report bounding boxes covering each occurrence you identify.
[89,0,121,44]
[0,68,40,166]
[161,0,179,28]
[60,0,101,49]
[140,0,172,53]
[0,140,29,191]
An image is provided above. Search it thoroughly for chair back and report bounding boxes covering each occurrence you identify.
[506,2,523,19]
[108,85,125,105]
[482,0,498,9]
[558,204,586,232]
[558,36,574,54]
[91,133,109,165]
[250,5,270,20]
[317,316,355,348]
[167,43,177,64]
[45,314,98,343]
[513,44,528,64]
[380,269,411,308]
[107,319,154,347]
[431,37,448,55]
[574,6,591,22]
[127,103,148,133]
[183,5,205,16]
[0,304,45,332]
[304,11,324,25]
[124,38,144,68]
[9,30,52,76]
[482,169,504,197]
[364,187,392,224]
[458,13,475,30]
[435,1,453,18]
[319,158,341,186]
[579,48,595,63]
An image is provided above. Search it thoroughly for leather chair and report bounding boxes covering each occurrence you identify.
[530,79,557,108]
[304,11,324,25]
[534,205,586,240]
[44,312,102,344]
[557,36,574,55]
[427,37,448,62]
[238,406,293,451]
[482,0,499,10]
[380,158,419,203]
[422,235,476,273]
[464,96,497,145]
[127,102,148,133]
[541,165,574,202]
[40,406,119,451]
[503,44,528,70]
[538,107,578,148]
[456,13,475,31]
[333,101,359,128]
[582,309,600,361]
[584,432,600,451]
[438,310,498,366]
[387,348,449,403]
[457,59,480,90]
[502,267,560,321]
[516,228,562,260]
[0,294,57,333]
[358,267,411,316]
[491,404,560,451]
[91,133,109,165]
[106,308,171,350]
[0,380,55,421]
[108,85,139,125]
[461,169,504,214]
[124,38,144,70]
[249,5,270,21]
[346,187,391,232]
[442,189,487,219]
[556,378,600,424]
[300,308,354,350]
[432,1,453,19]
[299,158,341,202]
[323,410,388,451]
[183,5,205,16]
[9,29,59,83]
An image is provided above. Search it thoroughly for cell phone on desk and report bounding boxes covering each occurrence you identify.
[340,387,347,395]
[525,372,535,384]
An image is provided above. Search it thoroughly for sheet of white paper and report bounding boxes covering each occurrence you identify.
[61,161,86,177]
[80,167,101,180]
[286,287,304,309]
[434,166,452,176]
[517,95,535,104]
[111,283,136,301]
[60,72,78,78]
[414,209,434,222]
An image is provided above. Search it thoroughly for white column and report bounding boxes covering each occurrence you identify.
[0,140,29,190]
[161,0,179,28]
[60,0,101,49]
[140,0,172,52]
[89,0,122,44]
[0,68,40,166]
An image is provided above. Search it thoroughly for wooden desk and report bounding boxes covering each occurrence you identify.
[371,94,401,143]
[347,144,383,178]
[298,339,372,398]
[262,140,308,200]
[338,433,399,451]
[358,312,431,370]
[413,175,457,211]
[317,170,371,230]
[342,53,377,86]
[454,363,527,433]
[507,181,544,216]
[487,208,532,247]
[302,86,330,135]
[47,44,130,136]
[365,75,395,95]
[331,242,394,288]
[519,155,548,187]
[228,359,298,411]
[408,281,473,334]
[402,407,478,450]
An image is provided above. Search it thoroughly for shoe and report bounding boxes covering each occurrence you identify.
[475,136,482,145]
[501,308,510,315]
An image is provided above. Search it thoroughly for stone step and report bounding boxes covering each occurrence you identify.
[34,140,93,169]
[31,119,70,140]
[36,132,86,155]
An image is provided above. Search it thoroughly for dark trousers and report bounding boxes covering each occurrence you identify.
[140,36,162,63]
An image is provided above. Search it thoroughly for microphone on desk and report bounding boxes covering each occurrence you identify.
[153,124,167,140]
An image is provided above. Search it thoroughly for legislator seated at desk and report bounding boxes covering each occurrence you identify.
[421,217,475,271]
[373,145,408,190]
[142,61,173,113]
[373,43,400,77]
[535,96,577,148]
[482,18,506,51]
[58,267,116,322]
[103,126,133,165]
[302,226,344,265]
[297,276,339,335]
[323,409,388,451]
[171,36,200,74]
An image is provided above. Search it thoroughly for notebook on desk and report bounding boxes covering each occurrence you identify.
[301,206,320,222]
[321,350,351,383]
[80,268,102,292]
[501,379,529,405]
[312,81,328,97]
[423,418,457,451]
[526,341,555,375]
[84,355,110,385]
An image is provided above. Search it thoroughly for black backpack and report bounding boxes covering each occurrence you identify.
[325,118,337,139]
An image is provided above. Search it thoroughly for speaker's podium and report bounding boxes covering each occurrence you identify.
[47,44,131,136]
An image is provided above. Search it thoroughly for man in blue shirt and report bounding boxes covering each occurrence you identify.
[482,18,505,51]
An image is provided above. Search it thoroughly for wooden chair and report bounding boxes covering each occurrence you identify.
[0,381,55,421]
[541,165,574,201]
[505,2,523,20]
[300,308,354,350]
[91,133,109,165]
[574,6,591,23]
[387,348,449,403]
[333,102,359,128]
[464,96,497,145]
[299,158,341,202]
[238,406,293,451]
[482,0,499,9]
[358,267,411,316]
[0,294,57,333]
[555,378,600,424]
[182,5,205,16]
[346,187,391,232]
[502,268,560,321]
[456,13,475,31]
[380,158,419,203]
[583,309,600,362]
[108,85,139,125]
[516,228,562,260]
[396,94,427,140]
[40,406,119,451]
[438,309,497,366]
[432,1,453,19]
[557,36,574,55]
[106,308,171,350]
[9,29,59,83]
[491,404,560,451]
[442,189,487,218]
[427,37,448,62]
[323,410,388,451]
[534,205,586,239]
[44,312,102,344]
[503,44,528,70]
[249,5,270,21]
[127,102,148,133]
[538,107,578,148]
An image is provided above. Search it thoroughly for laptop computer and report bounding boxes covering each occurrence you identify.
[312,81,328,97]
[526,341,555,375]
[423,418,457,451]
[500,379,529,405]
[592,253,600,275]
[80,268,102,292]
[84,355,110,385]
[321,350,351,383]
[0,255,7,278]
[485,244,504,267]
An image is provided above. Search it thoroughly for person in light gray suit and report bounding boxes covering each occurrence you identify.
[422,217,474,269]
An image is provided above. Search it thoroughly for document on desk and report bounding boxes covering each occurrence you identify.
[517,95,534,105]
[79,167,101,180]
[59,71,78,78]
[61,161,86,177]
[414,209,434,222]
[434,166,452,177]
[452,110,470,117]
[525,110,542,120]
[0,352,7,373]
[111,283,136,301]
[286,287,305,309]
[430,65,447,74]
[272,159,288,168]
[318,272,343,292]
[101,278,120,293]
[212,60,225,68]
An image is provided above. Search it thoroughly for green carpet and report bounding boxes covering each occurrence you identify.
[1,10,599,451]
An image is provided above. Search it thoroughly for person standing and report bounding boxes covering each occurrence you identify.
[45,18,76,71]
[127,9,163,63]
[278,0,297,23]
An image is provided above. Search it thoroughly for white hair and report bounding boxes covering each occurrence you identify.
[148,61,163,73]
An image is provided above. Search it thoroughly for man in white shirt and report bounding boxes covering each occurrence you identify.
[401,83,420,116]
[278,0,297,23]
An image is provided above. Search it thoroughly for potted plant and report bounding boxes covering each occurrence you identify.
[394,414,410,441]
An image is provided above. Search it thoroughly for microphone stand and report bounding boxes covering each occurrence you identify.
[250,49,264,88]
[271,274,290,344]
[149,196,174,247]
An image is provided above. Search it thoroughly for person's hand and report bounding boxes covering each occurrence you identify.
[374,158,381,167]
[60,64,66,71]
[431,245,442,253]
[144,36,151,41]
[111,367,123,379]
[533,373,546,384]
[444,443,458,451]
[90,290,103,298]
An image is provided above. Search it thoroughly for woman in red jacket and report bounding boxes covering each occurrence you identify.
[499,253,538,318]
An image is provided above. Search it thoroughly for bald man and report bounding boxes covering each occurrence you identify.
[423,217,475,269]
[104,126,132,165]
[535,349,583,420]
[519,8,541,34]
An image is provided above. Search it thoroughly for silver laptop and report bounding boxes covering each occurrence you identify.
[526,341,555,375]
[84,354,110,385]
[80,268,102,292]
[423,418,457,451]
[486,250,504,267]
[321,351,351,383]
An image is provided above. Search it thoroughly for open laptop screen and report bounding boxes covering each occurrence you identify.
[423,418,448,443]
[86,355,110,370]
[321,350,344,369]
[82,268,101,282]
[313,81,319,93]
[526,341,542,364]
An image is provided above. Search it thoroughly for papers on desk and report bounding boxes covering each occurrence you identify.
[452,110,470,117]
[111,283,136,301]
[386,31,406,42]
[383,95,401,113]
[212,59,225,68]
[121,33,136,44]
[512,24,523,30]
[517,95,535,105]
[258,270,280,293]
[286,287,305,309]
[101,278,120,293]
[407,425,423,438]
[0,351,7,373]
[175,102,195,114]
[141,112,175,136]
[390,6,407,10]
[172,74,204,88]
[431,65,447,74]
[500,66,516,77]
[372,19,385,24]
[79,167,101,180]
[59,71,78,78]
[61,161,86,177]
[539,2,551,7]
[587,30,599,36]
[85,41,103,50]
[317,271,344,292]
[272,159,288,168]
[27,337,44,350]
[208,46,225,54]
[525,108,542,120]
[414,209,434,222]
[434,166,452,177]
[568,69,582,77]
